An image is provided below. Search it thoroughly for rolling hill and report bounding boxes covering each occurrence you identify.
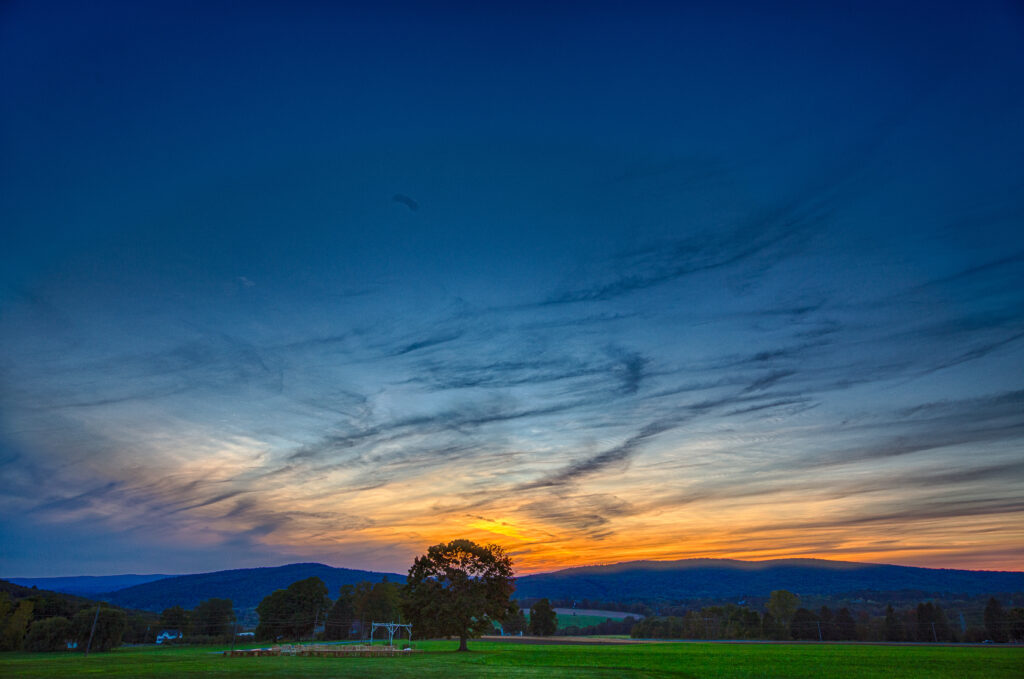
[0,578,157,625]
[24,558,1024,614]
[6,574,170,597]
[103,562,404,611]
[512,558,1024,603]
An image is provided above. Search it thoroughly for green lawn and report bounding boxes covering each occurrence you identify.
[1,640,1020,678]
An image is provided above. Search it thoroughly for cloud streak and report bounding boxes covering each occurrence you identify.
[1,0,1023,576]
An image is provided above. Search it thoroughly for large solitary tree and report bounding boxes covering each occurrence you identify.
[402,539,515,651]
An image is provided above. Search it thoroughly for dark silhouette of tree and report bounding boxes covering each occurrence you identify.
[72,607,126,652]
[766,590,798,639]
[884,604,905,641]
[984,597,1007,642]
[26,616,73,651]
[0,598,33,650]
[325,584,357,640]
[402,539,515,651]
[913,602,952,642]
[818,606,835,640]
[529,598,557,636]
[790,607,819,640]
[503,607,527,635]
[159,605,189,634]
[835,607,857,640]
[359,580,402,626]
[256,578,328,641]
[1007,607,1024,642]
[327,579,403,640]
[191,598,235,640]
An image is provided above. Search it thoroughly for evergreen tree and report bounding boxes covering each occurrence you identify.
[884,604,904,642]
[984,597,1007,643]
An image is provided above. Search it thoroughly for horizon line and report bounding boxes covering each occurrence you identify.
[6,554,1023,581]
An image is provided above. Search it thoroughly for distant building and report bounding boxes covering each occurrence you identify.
[156,630,183,644]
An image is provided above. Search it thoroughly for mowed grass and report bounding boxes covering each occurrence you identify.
[0,640,1020,679]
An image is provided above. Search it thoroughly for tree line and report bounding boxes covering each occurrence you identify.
[0,583,164,653]
[5,543,1023,653]
[631,590,1024,643]
[0,577,243,653]
[157,598,236,642]
[251,576,408,641]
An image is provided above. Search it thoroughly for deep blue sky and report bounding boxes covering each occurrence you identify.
[2,1,1023,576]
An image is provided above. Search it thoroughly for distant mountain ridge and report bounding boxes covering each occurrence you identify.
[513,558,1024,602]
[7,573,171,596]
[103,562,404,611]
[14,557,1023,613]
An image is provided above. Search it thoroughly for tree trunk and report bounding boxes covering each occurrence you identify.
[458,634,468,652]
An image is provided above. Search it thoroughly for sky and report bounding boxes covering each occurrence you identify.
[1,1,1023,577]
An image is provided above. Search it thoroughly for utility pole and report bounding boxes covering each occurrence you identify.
[84,604,101,657]
[931,622,938,643]
[816,621,822,642]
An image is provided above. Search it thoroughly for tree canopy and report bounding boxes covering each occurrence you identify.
[159,605,189,633]
[25,616,73,652]
[402,539,515,651]
[256,577,329,641]
[503,607,527,635]
[72,607,126,652]
[191,598,235,640]
[985,597,1007,643]
[323,580,402,640]
[0,597,34,651]
[529,598,557,636]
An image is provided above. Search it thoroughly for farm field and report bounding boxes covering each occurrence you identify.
[0,640,1020,679]
[554,613,615,629]
[521,607,636,630]
[554,607,641,619]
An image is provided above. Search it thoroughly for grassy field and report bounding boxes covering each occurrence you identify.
[555,613,615,629]
[1,640,1020,679]
[524,607,630,629]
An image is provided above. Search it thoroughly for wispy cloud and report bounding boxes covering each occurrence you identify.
[2,0,1023,575]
